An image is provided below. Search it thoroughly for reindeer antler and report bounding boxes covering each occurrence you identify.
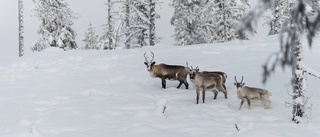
[234,76,244,83]
[144,51,155,63]
[144,52,148,62]
[150,51,155,62]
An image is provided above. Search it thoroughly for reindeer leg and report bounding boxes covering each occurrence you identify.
[213,90,218,100]
[202,89,206,103]
[196,89,200,104]
[224,90,228,99]
[184,80,189,89]
[181,79,189,89]
[239,99,245,110]
[176,80,183,89]
[223,84,227,90]
[246,98,251,109]
[161,78,166,89]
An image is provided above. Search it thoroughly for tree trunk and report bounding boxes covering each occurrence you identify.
[291,39,307,124]
[149,0,156,46]
[107,0,113,50]
[18,0,24,57]
[125,0,130,49]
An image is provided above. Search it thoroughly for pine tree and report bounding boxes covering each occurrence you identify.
[212,0,247,42]
[239,0,320,124]
[18,0,24,57]
[31,0,79,51]
[171,0,208,46]
[83,23,99,50]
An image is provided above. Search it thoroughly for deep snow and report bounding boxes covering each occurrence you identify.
[0,35,320,137]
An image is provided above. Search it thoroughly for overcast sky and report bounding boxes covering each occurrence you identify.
[0,0,264,62]
[0,0,174,62]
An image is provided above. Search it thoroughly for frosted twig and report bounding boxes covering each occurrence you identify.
[285,102,292,107]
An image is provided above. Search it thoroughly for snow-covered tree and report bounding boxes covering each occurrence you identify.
[124,0,131,49]
[100,0,159,49]
[212,0,248,42]
[99,0,118,50]
[18,0,24,57]
[149,0,156,46]
[171,0,208,46]
[264,0,289,35]
[130,0,150,48]
[83,23,99,50]
[31,0,79,51]
[239,0,320,124]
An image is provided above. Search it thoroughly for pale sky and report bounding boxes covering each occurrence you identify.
[0,0,174,62]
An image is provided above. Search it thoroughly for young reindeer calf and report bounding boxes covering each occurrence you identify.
[144,52,189,89]
[234,76,272,110]
[188,66,227,104]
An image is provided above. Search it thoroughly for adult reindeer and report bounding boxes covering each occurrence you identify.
[187,65,227,104]
[144,51,189,89]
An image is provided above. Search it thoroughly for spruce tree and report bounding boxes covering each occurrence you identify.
[212,0,247,42]
[171,0,208,46]
[31,0,79,51]
[83,23,99,50]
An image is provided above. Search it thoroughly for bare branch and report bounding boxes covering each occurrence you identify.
[235,124,240,131]
[162,106,167,113]
[285,102,292,107]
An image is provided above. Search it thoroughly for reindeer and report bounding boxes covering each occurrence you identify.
[187,65,227,104]
[202,71,227,90]
[144,51,189,89]
[234,76,272,110]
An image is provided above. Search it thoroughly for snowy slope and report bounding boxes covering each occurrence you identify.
[0,35,320,137]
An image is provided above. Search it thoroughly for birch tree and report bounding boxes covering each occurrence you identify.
[149,0,156,46]
[264,0,289,35]
[239,0,320,124]
[124,0,131,49]
[99,0,117,50]
[18,0,24,57]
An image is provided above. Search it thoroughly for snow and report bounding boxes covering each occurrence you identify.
[1,35,320,137]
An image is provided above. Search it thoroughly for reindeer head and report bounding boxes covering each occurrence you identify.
[234,76,245,89]
[144,51,156,72]
[186,62,199,80]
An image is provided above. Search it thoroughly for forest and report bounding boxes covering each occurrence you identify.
[4,0,320,136]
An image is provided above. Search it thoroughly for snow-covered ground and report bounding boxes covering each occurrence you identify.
[1,35,320,137]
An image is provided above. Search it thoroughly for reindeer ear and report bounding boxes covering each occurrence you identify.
[152,61,156,65]
[242,83,245,86]
[196,68,199,72]
[234,82,237,86]
[144,62,148,66]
